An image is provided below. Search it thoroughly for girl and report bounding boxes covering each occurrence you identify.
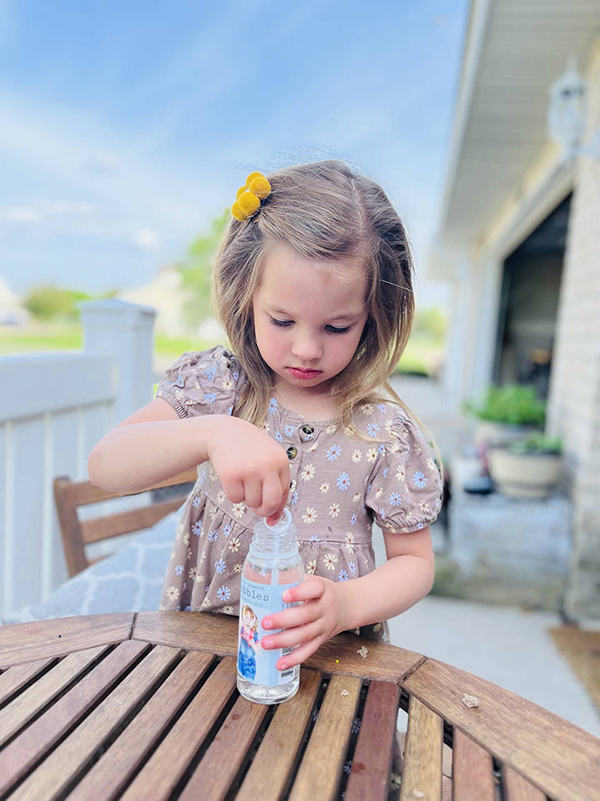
[88,159,443,675]
[238,605,260,681]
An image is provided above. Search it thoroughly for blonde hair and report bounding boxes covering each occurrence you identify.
[212,160,441,466]
[241,604,258,631]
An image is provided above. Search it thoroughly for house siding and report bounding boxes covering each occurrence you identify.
[547,39,600,617]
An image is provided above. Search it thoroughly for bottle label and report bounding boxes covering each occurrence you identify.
[238,576,300,686]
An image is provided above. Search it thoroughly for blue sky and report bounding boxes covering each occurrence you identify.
[0,0,469,308]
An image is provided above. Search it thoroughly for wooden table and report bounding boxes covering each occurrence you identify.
[0,612,599,801]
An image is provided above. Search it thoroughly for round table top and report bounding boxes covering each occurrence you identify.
[0,611,598,801]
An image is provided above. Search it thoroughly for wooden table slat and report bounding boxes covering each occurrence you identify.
[503,765,547,801]
[289,674,362,801]
[120,657,238,801]
[236,669,322,801]
[400,695,443,801]
[0,645,109,748]
[345,680,399,801]
[404,657,600,801]
[65,650,214,801]
[0,658,56,706]
[133,611,425,682]
[452,727,496,801]
[179,695,269,801]
[7,645,180,801]
[0,614,134,667]
[0,641,149,796]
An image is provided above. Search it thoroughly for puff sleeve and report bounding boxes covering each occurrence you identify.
[365,411,443,534]
[155,345,243,419]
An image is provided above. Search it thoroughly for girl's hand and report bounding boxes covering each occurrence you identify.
[260,577,345,670]
[205,415,290,525]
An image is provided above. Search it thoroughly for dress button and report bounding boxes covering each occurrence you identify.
[301,424,315,435]
[286,445,298,460]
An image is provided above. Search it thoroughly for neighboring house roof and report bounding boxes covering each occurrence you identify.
[0,277,30,326]
[434,0,599,253]
[0,277,21,308]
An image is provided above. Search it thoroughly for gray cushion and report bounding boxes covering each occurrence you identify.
[1,504,185,626]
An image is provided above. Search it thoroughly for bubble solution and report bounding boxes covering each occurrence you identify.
[237,508,305,704]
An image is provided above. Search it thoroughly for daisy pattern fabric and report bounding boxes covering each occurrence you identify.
[155,345,443,642]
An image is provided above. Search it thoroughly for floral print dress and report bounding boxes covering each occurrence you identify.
[156,345,443,643]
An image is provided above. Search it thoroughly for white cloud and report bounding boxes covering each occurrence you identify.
[131,228,160,250]
[0,91,220,235]
[0,199,95,224]
[0,207,40,223]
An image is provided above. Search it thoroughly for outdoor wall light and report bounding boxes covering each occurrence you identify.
[547,57,600,160]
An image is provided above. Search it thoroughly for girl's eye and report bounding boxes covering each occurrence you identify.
[269,317,351,335]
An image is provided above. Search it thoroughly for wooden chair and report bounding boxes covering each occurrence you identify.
[53,468,198,578]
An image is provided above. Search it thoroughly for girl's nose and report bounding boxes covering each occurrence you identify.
[291,335,323,362]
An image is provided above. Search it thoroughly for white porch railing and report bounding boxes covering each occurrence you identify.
[0,300,157,620]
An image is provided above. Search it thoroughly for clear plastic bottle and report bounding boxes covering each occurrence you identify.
[237,508,305,704]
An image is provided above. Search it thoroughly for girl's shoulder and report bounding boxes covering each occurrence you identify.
[156,344,247,418]
[351,398,435,452]
[165,344,244,377]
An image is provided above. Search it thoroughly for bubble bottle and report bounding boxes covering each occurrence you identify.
[237,508,305,704]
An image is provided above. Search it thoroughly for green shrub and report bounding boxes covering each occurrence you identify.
[509,433,562,455]
[464,384,546,427]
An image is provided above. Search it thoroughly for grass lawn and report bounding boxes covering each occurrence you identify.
[0,322,445,377]
[0,322,84,352]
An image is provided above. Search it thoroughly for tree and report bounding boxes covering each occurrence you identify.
[411,307,448,341]
[22,285,118,322]
[177,209,230,329]
[23,285,93,321]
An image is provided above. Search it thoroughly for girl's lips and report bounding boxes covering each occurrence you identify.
[287,367,322,379]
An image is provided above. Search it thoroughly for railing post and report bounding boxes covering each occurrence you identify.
[81,299,157,427]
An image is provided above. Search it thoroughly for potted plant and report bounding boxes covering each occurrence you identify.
[488,433,563,499]
[464,384,546,447]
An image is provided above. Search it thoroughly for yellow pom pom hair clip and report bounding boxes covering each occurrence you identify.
[231,171,272,221]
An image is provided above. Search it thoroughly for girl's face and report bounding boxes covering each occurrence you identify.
[243,610,255,627]
[252,245,369,396]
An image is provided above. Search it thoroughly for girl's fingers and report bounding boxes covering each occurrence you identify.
[223,478,244,505]
[280,465,291,504]
[262,619,323,651]
[261,472,285,520]
[281,578,325,604]
[244,477,262,511]
[276,634,325,671]
[265,468,291,525]
[262,600,321,638]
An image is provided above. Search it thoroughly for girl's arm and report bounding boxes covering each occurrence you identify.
[89,397,291,522]
[335,528,435,632]
[88,397,227,494]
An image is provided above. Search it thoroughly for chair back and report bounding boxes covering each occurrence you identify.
[54,468,198,577]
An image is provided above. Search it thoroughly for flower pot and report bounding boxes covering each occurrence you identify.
[476,420,540,448]
[488,447,561,499]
